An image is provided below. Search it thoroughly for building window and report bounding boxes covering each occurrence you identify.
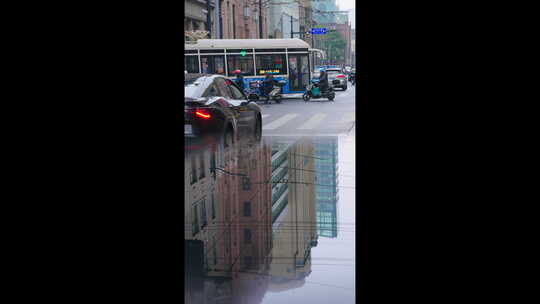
[233,4,236,38]
[228,2,232,38]
[242,176,251,190]
[244,229,252,244]
[244,256,253,268]
[201,199,208,227]
[190,154,197,184]
[199,152,205,179]
[243,201,251,216]
[210,150,216,178]
[213,236,217,265]
[211,194,216,219]
[192,206,199,235]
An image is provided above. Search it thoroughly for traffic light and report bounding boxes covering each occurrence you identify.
[240,50,247,56]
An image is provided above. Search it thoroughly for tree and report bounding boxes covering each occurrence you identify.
[324,31,346,64]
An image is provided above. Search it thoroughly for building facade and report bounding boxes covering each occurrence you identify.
[185,0,269,39]
[268,1,300,39]
[236,140,273,274]
[185,0,214,34]
[314,137,339,238]
[269,138,317,282]
[351,28,356,67]
[312,0,338,25]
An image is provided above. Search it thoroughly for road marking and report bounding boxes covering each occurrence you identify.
[262,114,270,119]
[338,112,355,123]
[263,114,298,130]
[297,113,327,130]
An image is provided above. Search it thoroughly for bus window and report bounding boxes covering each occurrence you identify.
[288,54,309,91]
[185,56,199,73]
[227,55,254,76]
[255,54,287,76]
[200,55,226,75]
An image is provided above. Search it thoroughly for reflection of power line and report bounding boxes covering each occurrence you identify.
[188,221,355,224]
[252,179,355,189]
[214,167,247,177]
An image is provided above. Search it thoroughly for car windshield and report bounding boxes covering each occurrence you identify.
[327,71,340,77]
[184,77,206,99]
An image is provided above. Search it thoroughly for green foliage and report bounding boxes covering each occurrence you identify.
[325,31,347,64]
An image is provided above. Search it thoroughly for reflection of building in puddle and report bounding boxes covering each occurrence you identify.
[185,140,273,304]
[268,137,318,290]
[314,137,339,238]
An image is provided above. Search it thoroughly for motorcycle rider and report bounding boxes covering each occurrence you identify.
[262,73,277,97]
[318,69,330,93]
[232,69,245,91]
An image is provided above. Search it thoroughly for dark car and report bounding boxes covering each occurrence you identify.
[183,74,263,147]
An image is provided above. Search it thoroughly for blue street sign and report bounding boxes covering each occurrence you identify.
[311,28,327,35]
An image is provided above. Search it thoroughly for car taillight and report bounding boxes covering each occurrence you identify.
[337,74,345,78]
[195,109,211,119]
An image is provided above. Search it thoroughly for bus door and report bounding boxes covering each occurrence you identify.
[288,54,309,92]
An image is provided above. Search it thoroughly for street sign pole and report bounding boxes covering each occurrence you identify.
[259,0,263,38]
[206,0,211,38]
[215,0,220,39]
[291,16,293,38]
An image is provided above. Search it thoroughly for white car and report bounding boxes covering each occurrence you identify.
[326,68,348,91]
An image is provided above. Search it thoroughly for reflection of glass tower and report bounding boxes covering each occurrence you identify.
[312,0,338,24]
[314,137,339,238]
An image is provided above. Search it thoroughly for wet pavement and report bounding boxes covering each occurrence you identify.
[185,128,355,304]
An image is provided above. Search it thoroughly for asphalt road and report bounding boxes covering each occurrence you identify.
[259,83,356,136]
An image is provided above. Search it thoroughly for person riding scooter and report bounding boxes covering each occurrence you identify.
[261,73,277,97]
[318,69,330,93]
[303,69,336,102]
[232,69,245,91]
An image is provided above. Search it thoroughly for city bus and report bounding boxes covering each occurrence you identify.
[184,39,324,98]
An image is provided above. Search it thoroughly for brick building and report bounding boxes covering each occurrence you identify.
[185,0,269,39]
[236,140,273,273]
[184,137,273,280]
[268,137,317,283]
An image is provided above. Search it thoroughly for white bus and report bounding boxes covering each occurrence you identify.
[184,39,324,97]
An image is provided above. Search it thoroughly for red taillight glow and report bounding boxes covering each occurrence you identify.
[337,74,345,78]
[195,110,211,119]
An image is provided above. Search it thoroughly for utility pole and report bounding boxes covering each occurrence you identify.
[215,0,220,38]
[290,15,293,38]
[259,0,263,38]
[206,0,211,38]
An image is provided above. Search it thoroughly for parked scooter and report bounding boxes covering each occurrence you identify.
[303,79,335,102]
